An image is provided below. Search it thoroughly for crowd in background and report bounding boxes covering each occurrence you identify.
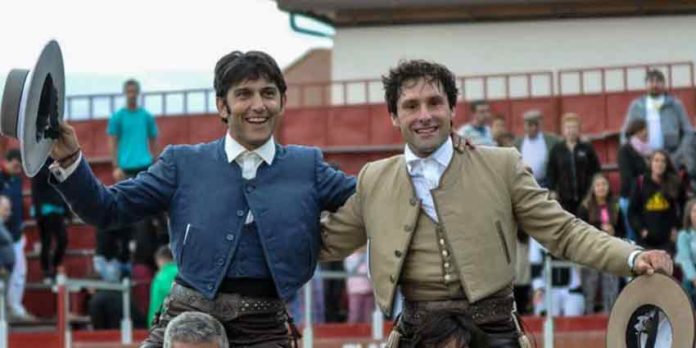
[0,68,694,329]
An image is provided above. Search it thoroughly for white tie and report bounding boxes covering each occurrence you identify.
[238,151,261,180]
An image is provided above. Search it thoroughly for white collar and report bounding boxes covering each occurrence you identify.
[224,132,276,165]
[404,137,453,174]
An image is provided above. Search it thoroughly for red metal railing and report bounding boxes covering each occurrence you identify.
[558,61,695,95]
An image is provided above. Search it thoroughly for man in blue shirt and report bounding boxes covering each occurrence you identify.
[108,79,159,180]
[47,50,355,347]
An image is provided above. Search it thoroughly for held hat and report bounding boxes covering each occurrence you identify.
[1,40,64,177]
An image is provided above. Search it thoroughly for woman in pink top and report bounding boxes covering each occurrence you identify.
[577,173,625,314]
[344,247,374,323]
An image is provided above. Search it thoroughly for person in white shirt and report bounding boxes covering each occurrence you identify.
[622,69,695,197]
[514,110,559,188]
[457,100,495,146]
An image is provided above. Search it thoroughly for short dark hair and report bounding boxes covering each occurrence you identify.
[214,51,287,99]
[5,149,21,162]
[469,100,488,113]
[155,246,173,262]
[382,60,458,116]
[625,119,647,138]
[123,79,140,93]
[411,311,487,348]
[645,69,665,82]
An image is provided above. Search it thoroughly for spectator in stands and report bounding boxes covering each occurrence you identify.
[108,79,159,179]
[623,69,696,201]
[618,119,650,242]
[497,131,516,148]
[491,115,507,146]
[344,247,373,323]
[163,311,228,348]
[0,149,34,320]
[676,199,696,304]
[621,69,693,159]
[457,100,495,146]
[87,272,147,330]
[515,109,559,187]
[93,226,132,282]
[107,78,161,319]
[148,246,178,327]
[547,113,602,215]
[31,159,70,283]
[577,174,624,313]
[629,150,683,253]
[0,196,16,305]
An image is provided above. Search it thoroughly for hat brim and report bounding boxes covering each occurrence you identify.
[606,273,695,347]
[17,40,65,177]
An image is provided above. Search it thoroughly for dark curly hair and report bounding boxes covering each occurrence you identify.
[214,50,287,99]
[382,60,458,116]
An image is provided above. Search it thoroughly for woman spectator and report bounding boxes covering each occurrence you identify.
[547,113,602,215]
[675,199,696,304]
[577,174,624,313]
[629,150,683,252]
[344,247,374,323]
[617,119,650,242]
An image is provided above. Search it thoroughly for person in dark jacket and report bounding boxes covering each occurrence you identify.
[617,119,650,242]
[577,174,624,313]
[0,149,34,320]
[547,113,602,215]
[0,196,16,276]
[629,150,683,252]
[31,159,71,281]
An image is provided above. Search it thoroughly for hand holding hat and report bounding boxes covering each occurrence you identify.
[632,249,673,276]
[49,122,82,168]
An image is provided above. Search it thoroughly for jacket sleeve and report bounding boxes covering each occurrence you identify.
[506,149,637,277]
[546,144,558,192]
[621,100,640,144]
[677,231,696,281]
[314,149,356,212]
[319,164,368,262]
[587,144,602,178]
[617,146,633,197]
[674,99,694,151]
[628,178,646,234]
[50,146,178,229]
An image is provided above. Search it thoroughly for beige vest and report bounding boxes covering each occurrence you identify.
[400,210,465,301]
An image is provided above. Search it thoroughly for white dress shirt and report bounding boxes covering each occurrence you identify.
[224,133,276,224]
[646,95,665,150]
[404,137,454,222]
[521,134,548,182]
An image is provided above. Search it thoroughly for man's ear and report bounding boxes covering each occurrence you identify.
[391,114,400,127]
[216,97,229,124]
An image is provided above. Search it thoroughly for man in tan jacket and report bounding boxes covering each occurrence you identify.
[320,60,672,348]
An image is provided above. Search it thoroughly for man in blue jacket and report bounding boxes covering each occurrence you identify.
[47,50,356,347]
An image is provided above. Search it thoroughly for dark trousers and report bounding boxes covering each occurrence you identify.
[142,283,293,348]
[38,214,67,276]
[397,298,521,348]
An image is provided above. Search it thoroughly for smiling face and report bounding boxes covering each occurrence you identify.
[650,152,668,176]
[391,77,454,157]
[592,176,610,200]
[216,77,284,150]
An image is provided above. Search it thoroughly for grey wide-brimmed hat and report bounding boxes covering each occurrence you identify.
[606,273,695,347]
[1,40,64,177]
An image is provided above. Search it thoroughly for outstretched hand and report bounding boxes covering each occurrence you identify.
[633,250,673,276]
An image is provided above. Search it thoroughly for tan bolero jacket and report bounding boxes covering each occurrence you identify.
[320,144,638,314]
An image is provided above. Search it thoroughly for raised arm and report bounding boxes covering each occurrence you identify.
[49,123,177,229]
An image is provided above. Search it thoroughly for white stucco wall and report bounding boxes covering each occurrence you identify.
[331,15,696,102]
